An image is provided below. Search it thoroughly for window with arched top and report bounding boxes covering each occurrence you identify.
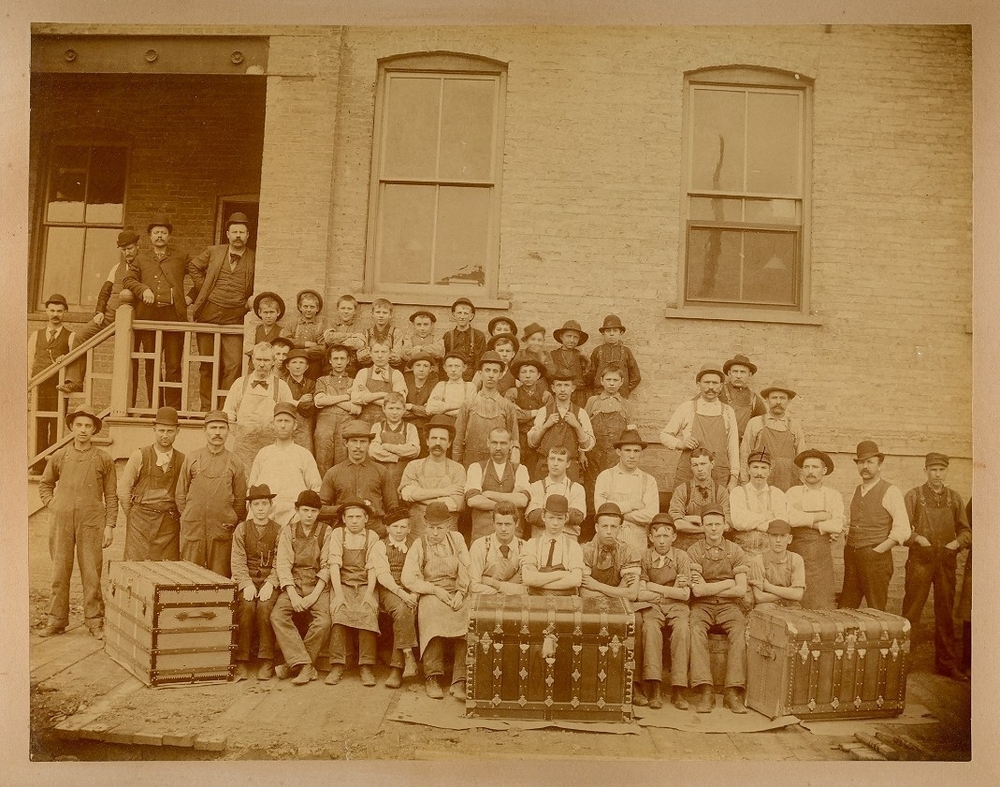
[365,53,507,298]
[680,66,813,316]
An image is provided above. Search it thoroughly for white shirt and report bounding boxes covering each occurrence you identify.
[224,374,294,427]
[248,441,322,525]
[593,465,659,526]
[730,482,788,533]
[785,484,845,535]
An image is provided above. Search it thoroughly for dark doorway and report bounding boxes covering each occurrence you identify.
[216,198,259,249]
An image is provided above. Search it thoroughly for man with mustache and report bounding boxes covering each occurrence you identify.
[739,381,805,491]
[399,415,467,537]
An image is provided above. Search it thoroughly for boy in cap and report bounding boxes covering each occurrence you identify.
[29,293,76,459]
[587,315,641,399]
[368,391,421,491]
[401,309,445,366]
[249,291,285,348]
[356,298,404,369]
[453,351,520,468]
[401,501,473,700]
[487,315,517,340]
[593,429,659,551]
[442,297,487,381]
[747,519,805,609]
[584,364,634,505]
[402,350,439,455]
[730,447,788,559]
[351,339,407,425]
[281,349,317,452]
[719,354,766,442]
[551,320,590,408]
[37,410,117,639]
[526,370,595,483]
[322,294,366,375]
[469,501,527,595]
[326,498,382,687]
[313,344,362,475]
[270,489,333,684]
[117,406,185,561]
[667,447,733,552]
[176,410,248,576]
[248,402,322,526]
[231,484,282,680]
[372,507,420,688]
[426,351,477,419]
[520,494,585,596]
[636,515,692,710]
[785,449,843,609]
[506,356,551,476]
[281,288,329,379]
[687,503,751,714]
[513,323,556,379]
[739,381,805,490]
[524,446,587,538]
[901,452,970,680]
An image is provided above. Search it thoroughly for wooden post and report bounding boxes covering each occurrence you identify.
[110,301,134,417]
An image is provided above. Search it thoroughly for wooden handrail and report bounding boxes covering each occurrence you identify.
[28,320,117,390]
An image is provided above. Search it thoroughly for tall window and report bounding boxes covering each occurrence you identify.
[40,142,128,309]
[367,53,506,297]
[681,67,811,311]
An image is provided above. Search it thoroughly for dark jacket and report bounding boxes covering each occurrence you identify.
[123,246,192,322]
[188,244,257,321]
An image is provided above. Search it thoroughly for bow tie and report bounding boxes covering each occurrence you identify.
[251,379,269,389]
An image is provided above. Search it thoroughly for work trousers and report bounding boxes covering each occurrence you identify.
[48,513,105,629]
[180,524,234,578]
[134,304,183,409]
[196,302,246,411]
[839,544,893,611]
[689,600,746,690]
[642,601,691,686]
[235,592,278,661]
[66,314,111,387]
[270,588,332,668]
[379,586,418,668]
[902,547,959,672]
[330,624,378,666]
[423,636,467,684]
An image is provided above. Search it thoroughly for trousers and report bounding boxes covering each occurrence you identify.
[235,592,278,661]
[689,600,746,689]
[196,302,246,412]
[901,547,959,671]
[423,636,467,684]
[48,512,105,629]
[330,624,378,666]
[270,588,332,668]
[134,304,184,409]
[180,524,234,578]
[839,545,893,611]
[642,601,691,686]
[379,586,418,667]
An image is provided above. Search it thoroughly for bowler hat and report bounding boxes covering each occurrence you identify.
[338,497,374,519]
[696,363,726,382]
[285,349,310,362]
[384,507,411,527]
[521,322,546,341]
[595,502,624,521]
[476,350,505,370]
[451,297,476,313]
[853,440,885,463]
[487,333,519,354]
[253,291,286,321]
[553,320,589,346]
[443,350,469,366]
[599,315,626,333]
[409,309,436,324]
[924,452,950,468]
[65,409,102,434]
[146,214,173,234]
[269,336,295,350]
[204,410,229,425]
[509,357,548,381]
[247,484,277,501]
[44,293,69,309]
[424,501,453,526]
[295,489,323,509]
[649,513,677,531]
[760,380,797,400]
[424,414,456,437]
[613,429,648,449]
[794,449,834,475]
[488,316,517,335]
[273,402,298,419]
[226,212,251,229]
[117,229,141,248]
[702,503,726,520]
[767,519,792,535]
[153,406,179,426]
[747,447,772,466]
[295,288,324,313]
[723,353,758,376]
[341,420,374,440]
[543,494,569,515]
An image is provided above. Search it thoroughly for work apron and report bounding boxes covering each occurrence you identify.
[730,485,772,558]
[760,424,796,492]
[674,409,730,488]
[232,374,280,472]
[788,527,836,609]
[588,407,628,482]
[179,456,239,577]
[359,369,394,425]
[124,448,181,561]
[290,520,326,595]
[415,534,470,654]
[333,542,380,633]
[481,536,522,584]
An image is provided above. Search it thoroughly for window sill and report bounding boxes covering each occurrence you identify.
[358,292,511,310]
[664,306,824,327]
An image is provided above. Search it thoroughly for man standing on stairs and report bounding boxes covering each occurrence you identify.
[28,293,76,461]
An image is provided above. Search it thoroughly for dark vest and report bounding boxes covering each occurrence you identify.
[244,518,282,585]
[537,400,584,458]
[33,326,72,376]
[383,536,408,583]
[208,254,252,309]
[848,478,893,548]
[479,460,517,494]
[133,445,185,510]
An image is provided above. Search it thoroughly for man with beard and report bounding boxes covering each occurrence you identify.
[464,427,531,541]
[739,381,805,491]
[839,440,911,611]
[399,415,467,537]
[117,406,185,561]
[718,354,766,442]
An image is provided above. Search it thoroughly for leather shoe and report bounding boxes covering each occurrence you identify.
[425,677,444,699]
[724,688,748,714]
[324,665,344,685]
[360,665,376,687]
[37,625,66,638]
[233,662,251,681]
[88,625,105,641]
[292,664,317,685]
[695,685,715,713]
[450,680,467,701]
[57,381,83,394]
[385,667,403,689]
[257,660,275,680]
[632,682,648,707]
[274,663,292,680]
[671,687,690,711]
[647,681,663,710]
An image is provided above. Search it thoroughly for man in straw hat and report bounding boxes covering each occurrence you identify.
[593,429,659,552]
[118,406,185,561]
[839,440,911,611]
[739,380,805,490]
[37,410,117,640]
[718,353,766,441]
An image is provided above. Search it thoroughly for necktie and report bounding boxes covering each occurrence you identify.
[545,539,556,568]
[500,545,510,559]
[230,253,239,271]
[252,379,268,389]
[46,329,54,343]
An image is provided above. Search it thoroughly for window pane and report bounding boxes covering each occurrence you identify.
[741,231,798,306]
[41,227,85,305]
[687,227,798,306]
[435,186,490,286]
[744,198,800,225]
[690,88,746,192]
[80,228,121,308]
[746,92,801,195]
[690,196,743,223]
[383,75,441,181]
[439,78,496,182]
[687,227,742,302]
[376,183,436,285]
[86,146,127,224]
[46,145,88,223]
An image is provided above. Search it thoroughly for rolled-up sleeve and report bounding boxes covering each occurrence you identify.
[882,485,912,546]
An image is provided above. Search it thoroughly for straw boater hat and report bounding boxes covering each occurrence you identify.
[595,502,624,521]
[599,315,626,333]
[552,320,589,346]
[65,409,102,434]
[295,288,324,312]
[488,316,517,335]
[853,440,884,463]
[794,449,834,475]
[509,356,548,381]
[253,291,286,321]
[246,484,277,501]
[723,353,758,376]
[760,380,797,400]
[487,332,520,354]
[613,429,648,449]
[695,362,725,382]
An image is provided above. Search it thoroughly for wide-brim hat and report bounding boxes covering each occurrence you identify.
[509,357,548,381]
[423,500,453,526]
[204,410,229,425]
[723,353,758,375]
[854,440,885,462]
[488,316,517,335]
[146,214,173,234]
[341,420,374,441]
[117,229,141,248]
[226,212,251,229]
[553,320,589,346]
[65,409,102,434]
[338,497,374,519]
[794,449,834,475]
[487,333,519,354]
[594,502,623,521]
[924,452,950,468]
[696,363,726,382]
[409,309,436,324]
[153,406,179,426]
[424,414,456,437]
[476,350,505,370]
[44,293,69,309]
[613,428,648,449]
[295,288,324,312]
[543,494,569,515]
[253,291,286,321]
[247,484,277,501]
[295,489,323,509]
[521,322,546,341]
[760,380,797,400]
[599,314,626,333]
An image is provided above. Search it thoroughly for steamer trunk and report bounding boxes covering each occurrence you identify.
[466,594,635,722]
[105,561,237,687]
[745,606,910,720]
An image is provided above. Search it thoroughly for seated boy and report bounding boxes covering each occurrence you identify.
[368,391,421,491]
[524,446,587,539]
[357,298,404,369]
[636,515,692,710]
[372,507,420,688]
[519,495,585,596]
[249,291,285,348]
[281,288,329,379]
[748,519,805,609]
[313,344,361,476]
[282,349,317,452]
[351,340,407,425]
[551,320,590,408]
[270,489,333,685]
[326,498,382,687]
[401,309,445,367]
[426,351,476,420]
[469,501,527,595]
[231,484,282,681]
[401,501,472,701]
[322,294,367,375]
[687,504,750,714]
